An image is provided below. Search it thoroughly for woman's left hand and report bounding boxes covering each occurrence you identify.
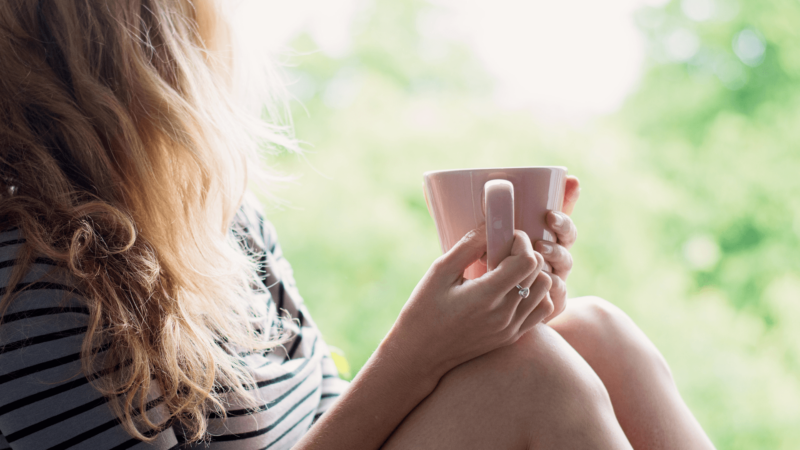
[534,175,580,323]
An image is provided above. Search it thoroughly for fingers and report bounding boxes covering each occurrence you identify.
[542,273,567,323]
[495,251,544,312]
[562,175,581,216]
[533,239,573,280]
[545,211,577,249]
[478,229,541,295]
[436,223,487,281]
[514,272,554,333]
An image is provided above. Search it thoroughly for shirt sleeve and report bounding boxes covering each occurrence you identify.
[240,192,350,421]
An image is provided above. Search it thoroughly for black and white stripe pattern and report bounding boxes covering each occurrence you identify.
[0,193,349,449]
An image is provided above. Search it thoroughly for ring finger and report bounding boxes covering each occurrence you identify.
[499,252,544,313]
[513,271,554,333]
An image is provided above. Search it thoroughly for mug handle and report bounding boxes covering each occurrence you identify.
[484,179,515,271]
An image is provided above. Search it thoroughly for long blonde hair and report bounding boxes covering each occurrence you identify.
[0,0,293,442]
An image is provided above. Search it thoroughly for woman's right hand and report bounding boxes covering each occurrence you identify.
[391,225,553,380]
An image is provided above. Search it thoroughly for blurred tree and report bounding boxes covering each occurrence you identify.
[260,0,800,447]
[626,0,800,320]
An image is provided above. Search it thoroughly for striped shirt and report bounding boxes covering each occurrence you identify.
[0,192,349,449]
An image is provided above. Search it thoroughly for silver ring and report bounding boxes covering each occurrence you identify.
[516,284,530,298]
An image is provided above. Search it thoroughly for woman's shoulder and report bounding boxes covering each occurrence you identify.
[0,228,166,449]
[0,226,83,296]
[0,226,89,334]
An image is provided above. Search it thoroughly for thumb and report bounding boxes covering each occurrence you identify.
[436,223,486,279]
[562,175,580,216]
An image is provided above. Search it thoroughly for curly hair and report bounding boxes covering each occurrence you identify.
[0,0,294,442]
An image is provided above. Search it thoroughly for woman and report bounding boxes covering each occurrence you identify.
[0,1,715,449]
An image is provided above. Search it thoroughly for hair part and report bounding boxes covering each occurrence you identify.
[0,0,295,442]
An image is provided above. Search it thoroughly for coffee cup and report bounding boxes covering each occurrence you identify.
[423,166,567,279]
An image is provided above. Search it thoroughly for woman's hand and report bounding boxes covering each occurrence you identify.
[295,229,550,450]
[294,183,576,450]
[534,175,580,323]
[391,225,553,380]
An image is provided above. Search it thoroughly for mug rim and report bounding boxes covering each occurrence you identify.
[423,166,567,177]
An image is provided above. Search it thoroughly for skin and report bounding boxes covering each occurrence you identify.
[550,296,717,449]
[294,176,715,449]
[539,175,580,322]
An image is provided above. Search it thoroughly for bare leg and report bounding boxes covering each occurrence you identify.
[549,296,716,450]
[382,324,632,449]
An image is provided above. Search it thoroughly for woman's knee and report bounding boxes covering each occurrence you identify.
[383,325,624,449]
[551,296,673,383]
[446,325,617,431]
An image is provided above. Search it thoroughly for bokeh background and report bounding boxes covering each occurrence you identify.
[242,0,800,447]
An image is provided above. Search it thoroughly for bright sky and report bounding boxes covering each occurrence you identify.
[235,0,671,123]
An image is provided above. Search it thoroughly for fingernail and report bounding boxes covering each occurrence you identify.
[552,213,564,228]
[539,242,553,255]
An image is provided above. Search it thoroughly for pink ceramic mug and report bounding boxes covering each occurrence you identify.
[423,166,568,279]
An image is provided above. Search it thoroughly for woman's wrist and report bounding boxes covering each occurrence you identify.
[293,319,444,450]
[377,319,447,394]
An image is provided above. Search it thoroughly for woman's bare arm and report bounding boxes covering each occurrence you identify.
[293,325,440,449]
[294,226,554,450]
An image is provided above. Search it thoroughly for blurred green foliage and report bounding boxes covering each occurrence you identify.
[257,0,800,447]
